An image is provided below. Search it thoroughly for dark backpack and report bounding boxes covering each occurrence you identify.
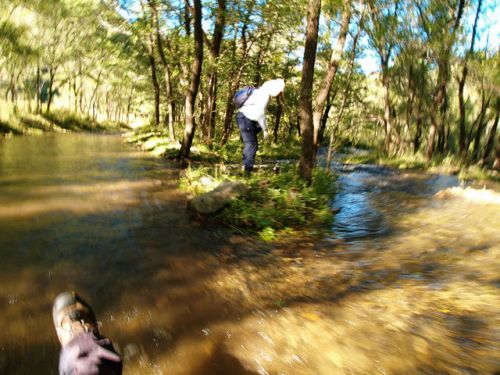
[233,86,255,109]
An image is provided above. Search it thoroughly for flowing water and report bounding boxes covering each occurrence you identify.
[0,135,499,374]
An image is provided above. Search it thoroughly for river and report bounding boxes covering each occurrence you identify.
[0,134,498,374]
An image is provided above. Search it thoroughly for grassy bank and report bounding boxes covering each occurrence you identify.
[126,127,336,239]
[124,125,301,163]
[0,110,127,136]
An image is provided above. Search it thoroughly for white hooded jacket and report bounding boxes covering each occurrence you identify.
[239,79,285,137]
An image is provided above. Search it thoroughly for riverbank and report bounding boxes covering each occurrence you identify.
[0,110,127,136]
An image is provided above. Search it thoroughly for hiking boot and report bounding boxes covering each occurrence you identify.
[53,291,99,347]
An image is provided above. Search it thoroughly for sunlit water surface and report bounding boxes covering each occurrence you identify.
[0,135,499,374]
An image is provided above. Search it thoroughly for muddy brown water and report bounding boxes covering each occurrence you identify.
[0,135,499,374]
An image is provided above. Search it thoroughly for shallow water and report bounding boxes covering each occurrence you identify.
[0,135,499,374]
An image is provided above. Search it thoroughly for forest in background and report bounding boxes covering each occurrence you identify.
[1,0,499,180]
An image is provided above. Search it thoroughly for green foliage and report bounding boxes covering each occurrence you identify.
[220,167,335,233]
[180,165,336,237]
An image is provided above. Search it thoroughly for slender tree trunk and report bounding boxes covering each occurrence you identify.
[414,58,426,153]
[220,83,238,146]
[125,86,134,124]
[437,89,449,154]
[87,67,103,117]
[298,0,321,183]
[203,0,226,148]
[273,48,293,143]
[404,64,416,153]
[179,0,203,166]
[458,0,482,157]
[414,115,422,153]
[472,94,491,162]
[381,62,394,155]
[46,66,58,113]
[312,3,351,155]
[35,64,41,114]
[493,128,500,170]
[318,91,333,145]
[146,29,161,126]
[425,0,465,160]
[204,72,218,147]
[482,98,499,167]
[273,96,283,143]
[426,59,449,160]
[220,2,254,146]
[148,0,175,137]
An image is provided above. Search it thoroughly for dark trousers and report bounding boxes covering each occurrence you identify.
[236,112,260,172]
[59,332,122,375]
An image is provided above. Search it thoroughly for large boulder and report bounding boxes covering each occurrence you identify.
[188,180,248,215]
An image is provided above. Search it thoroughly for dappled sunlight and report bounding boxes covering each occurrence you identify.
[0,179,165,219]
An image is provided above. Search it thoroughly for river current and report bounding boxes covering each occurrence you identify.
[0,134,498,374]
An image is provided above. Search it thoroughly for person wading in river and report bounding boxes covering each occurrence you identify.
[235,79,285,174]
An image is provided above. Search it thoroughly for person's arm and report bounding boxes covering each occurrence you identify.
[258,115,268,139]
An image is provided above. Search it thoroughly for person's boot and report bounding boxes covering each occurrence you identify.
[53,291,99,347]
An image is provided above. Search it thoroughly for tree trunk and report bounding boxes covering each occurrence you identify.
[414,58,425,153]
[298,0,321,183]
[204,72,218,147]
[148,0,175,138]
[493,128,500,170]
[404,63,416,154]
[126,85,134,124]
[318,91,333,145]
[273,97,283,143]
[146,28,161,127]
[220,1,254,146]
[46,66,58,113]
[35,64,41,114]
[203,0,226,148]
[458,0,482,157]
[425,0,465,160]
[414,115,422,153]
[312,3,351,154]
[273,47,294,143]
[87,67,103,117]
[381,62,393,155]
[482,98,499,167]
[472,94,491,162]
[179,0,203,166]
[220,84,238,146]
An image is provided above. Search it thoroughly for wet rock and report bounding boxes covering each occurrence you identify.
[187,180,248,215]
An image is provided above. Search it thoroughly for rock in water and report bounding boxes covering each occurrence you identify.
[188,180,248,215]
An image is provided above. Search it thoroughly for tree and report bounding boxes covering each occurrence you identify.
[312,1,352,155]
[202,0,227,148]
[179,0,203,166]
[366,0,400,155]
[457,0,482,157]
[482,98,499,167]
[418,0,466,160]
[298,0,321,183]
[147,0,175,137]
